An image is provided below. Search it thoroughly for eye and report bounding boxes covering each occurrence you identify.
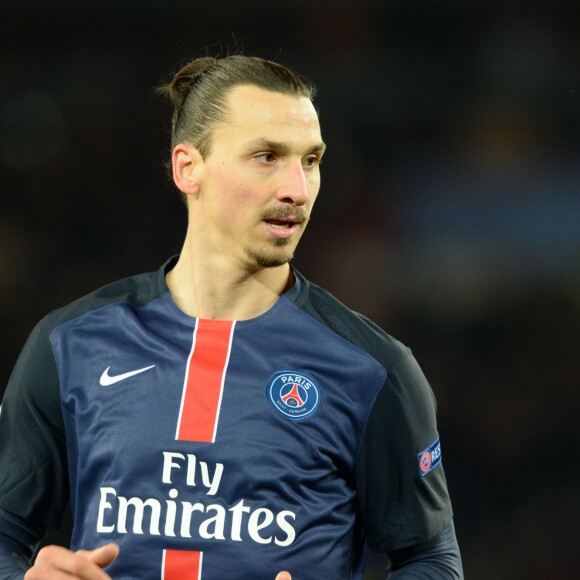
[303,154,321,168]
[254,152,277,163]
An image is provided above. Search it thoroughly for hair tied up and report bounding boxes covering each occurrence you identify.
[157,57,216,112]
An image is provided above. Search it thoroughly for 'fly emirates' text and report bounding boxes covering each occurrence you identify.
[96,452,297,546]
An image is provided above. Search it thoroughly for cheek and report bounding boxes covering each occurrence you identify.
[216,165,251,197]
[207,169,248,209]
[307,174,321,202]
[211,181,257,224]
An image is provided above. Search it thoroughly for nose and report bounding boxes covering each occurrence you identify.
[276,160,310,206]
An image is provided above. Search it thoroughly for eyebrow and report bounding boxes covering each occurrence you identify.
[245,138,327,155]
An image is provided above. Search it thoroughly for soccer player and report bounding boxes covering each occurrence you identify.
[0,55,463,579]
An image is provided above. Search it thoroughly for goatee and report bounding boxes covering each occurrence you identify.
[245,238,295,268]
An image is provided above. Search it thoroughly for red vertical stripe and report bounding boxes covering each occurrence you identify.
[163,549,202,579]
[176,319,234,442]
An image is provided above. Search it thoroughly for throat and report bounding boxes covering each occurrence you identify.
[166,258,292,320]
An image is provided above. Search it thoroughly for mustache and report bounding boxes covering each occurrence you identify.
[259,206,309,223]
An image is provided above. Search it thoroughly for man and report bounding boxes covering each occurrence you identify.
[0,55,462,578]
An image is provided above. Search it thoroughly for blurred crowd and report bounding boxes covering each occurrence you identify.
[1,1,578,578]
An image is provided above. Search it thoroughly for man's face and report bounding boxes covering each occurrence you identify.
[195,84,325,269]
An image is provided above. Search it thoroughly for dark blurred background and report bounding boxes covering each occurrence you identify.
[1,1,578,578]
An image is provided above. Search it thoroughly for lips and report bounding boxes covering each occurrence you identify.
[262,215,304,239]
[264,217,300,228]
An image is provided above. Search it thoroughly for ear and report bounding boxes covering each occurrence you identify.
[172,143,204,198]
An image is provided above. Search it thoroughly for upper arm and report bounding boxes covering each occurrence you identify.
[0,317,69,527]
[356,349,453,552]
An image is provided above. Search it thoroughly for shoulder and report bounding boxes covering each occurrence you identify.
[289,270,408,372]
[41,260,172,334]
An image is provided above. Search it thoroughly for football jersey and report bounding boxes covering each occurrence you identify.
[0,257,452,579]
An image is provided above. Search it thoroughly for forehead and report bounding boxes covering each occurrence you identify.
[216,84,322,145]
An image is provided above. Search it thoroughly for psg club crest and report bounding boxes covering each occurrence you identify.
[266,371,322,421]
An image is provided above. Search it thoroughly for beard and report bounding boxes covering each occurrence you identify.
[244,205,311,268]
[244,237,296,268]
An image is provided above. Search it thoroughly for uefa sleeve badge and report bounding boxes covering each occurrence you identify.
[417,436,442,477]
[266,370,322,421]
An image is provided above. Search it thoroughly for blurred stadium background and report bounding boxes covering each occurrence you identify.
[1,1,578,578]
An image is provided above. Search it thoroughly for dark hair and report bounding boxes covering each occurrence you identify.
[157,55,317,160]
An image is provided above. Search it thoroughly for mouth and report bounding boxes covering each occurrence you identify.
[262,215,305,239]
[264,217,301,229]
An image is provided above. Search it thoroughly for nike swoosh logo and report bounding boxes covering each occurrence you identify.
[99,365,156,386]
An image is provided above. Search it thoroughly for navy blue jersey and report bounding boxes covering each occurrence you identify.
[0,258,452,579]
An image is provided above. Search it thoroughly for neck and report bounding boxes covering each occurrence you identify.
[166,231,292,321]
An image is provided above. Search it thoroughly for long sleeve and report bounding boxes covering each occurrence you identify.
[0,508,45,579]
[386,520,463,579]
